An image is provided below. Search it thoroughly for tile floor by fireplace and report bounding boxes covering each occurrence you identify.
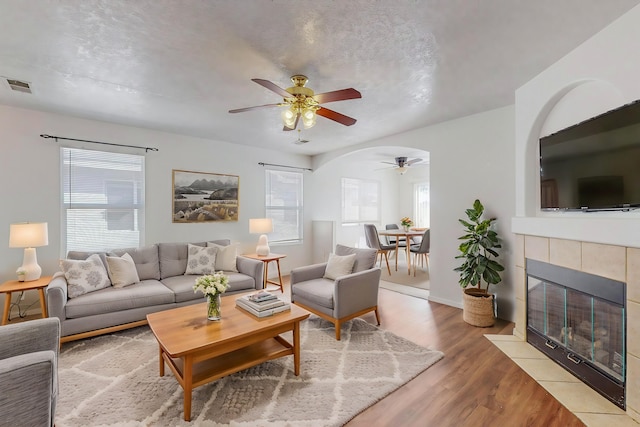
[486,334,639,427]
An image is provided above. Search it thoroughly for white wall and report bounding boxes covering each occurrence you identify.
[0,105,313,313]
[311,106,517,320]
[308,149,406,249]
[513,4,640,247]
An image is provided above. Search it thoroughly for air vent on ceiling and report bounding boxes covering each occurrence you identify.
[4,78,32,94]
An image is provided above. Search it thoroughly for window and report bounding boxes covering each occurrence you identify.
[341,178,380,224]
[413,182,430,227]
[61,147,145,254]
[265,169,303,243]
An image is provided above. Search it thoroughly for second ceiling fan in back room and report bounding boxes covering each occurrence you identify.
[229,75,361,130]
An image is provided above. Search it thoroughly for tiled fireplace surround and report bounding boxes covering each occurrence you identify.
[513,234,640,423]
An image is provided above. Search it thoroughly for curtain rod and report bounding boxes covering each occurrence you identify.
[40,134,159,152]
[258,162,312,172]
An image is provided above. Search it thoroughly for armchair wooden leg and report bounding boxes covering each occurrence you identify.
[374,308,381,326]
[335,320,341,340]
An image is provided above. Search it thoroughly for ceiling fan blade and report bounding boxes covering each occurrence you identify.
[406,158,423,166]
[381,161,397,165]
[229,103,282,113]
[316,107,357,126]
[314,88,362,104]
[283,113,300,131]
[252,79,293,99]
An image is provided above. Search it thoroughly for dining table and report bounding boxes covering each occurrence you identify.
[378,229,426,274]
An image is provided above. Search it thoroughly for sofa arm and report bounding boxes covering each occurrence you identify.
[236,256,264,290]
[46,272,68,323]
[334,267,382,319]
[0,317,60,360]
[290,263,328,285]
[0,350,57,427]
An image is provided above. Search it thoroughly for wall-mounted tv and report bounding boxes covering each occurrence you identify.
[539,99,640,211]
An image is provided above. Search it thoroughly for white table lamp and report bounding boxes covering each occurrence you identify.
[9,222,49,281]
[249,218,273,256]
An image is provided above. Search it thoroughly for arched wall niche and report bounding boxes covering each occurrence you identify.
[522,79,625,217]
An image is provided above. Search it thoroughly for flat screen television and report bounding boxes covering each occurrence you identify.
[539,99,640,211]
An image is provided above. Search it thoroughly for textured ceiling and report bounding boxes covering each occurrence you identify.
[0,0,638,157]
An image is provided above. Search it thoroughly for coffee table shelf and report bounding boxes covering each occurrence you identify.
[165,337,293,389]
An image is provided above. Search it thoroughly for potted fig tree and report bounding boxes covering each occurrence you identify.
[454,199,504,327]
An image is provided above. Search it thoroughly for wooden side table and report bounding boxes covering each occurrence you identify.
[241,253,286,292]
[1,276,51,325]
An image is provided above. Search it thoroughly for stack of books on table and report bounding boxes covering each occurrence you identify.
[236,291,291,318]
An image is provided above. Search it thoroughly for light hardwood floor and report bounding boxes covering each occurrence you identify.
[346,286,585,427]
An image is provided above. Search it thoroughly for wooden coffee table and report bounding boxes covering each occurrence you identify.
[146,295,310,421]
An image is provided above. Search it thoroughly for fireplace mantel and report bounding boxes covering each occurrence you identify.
[512,216,640,249]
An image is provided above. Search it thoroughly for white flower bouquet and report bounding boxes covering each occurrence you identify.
[193,272,230,298]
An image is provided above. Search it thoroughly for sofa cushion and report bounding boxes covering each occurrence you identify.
[292,279,334,310]
[64,280,174,318]
[60,254,112,298]
[335,244,377,272]
[185,244,217,275]
[207,242,239,272]
[109,244,160,280]
[323,252,357,280]
[105,253,140,288]
[162,271,256,303]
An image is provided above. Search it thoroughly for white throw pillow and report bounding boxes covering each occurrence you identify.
[106,252,140,288]
[207,242,239,272]
[60,253,112,298]
[185,244,218,275]
[323,252,357,280]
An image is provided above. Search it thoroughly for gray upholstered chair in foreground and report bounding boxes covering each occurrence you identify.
[290,244,382,340]
[0,317,60,427]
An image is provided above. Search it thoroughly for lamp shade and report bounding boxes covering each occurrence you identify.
[249,218,273,234]
[9,222,49,248]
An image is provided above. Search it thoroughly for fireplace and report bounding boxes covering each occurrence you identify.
[526,259,626,409]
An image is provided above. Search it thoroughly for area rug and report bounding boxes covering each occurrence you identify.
[379,258,429,289]
[55,316,443,426]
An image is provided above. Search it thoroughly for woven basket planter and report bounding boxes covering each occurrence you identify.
[462,288,495,327]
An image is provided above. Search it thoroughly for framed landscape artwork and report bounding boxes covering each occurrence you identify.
[172,169,239,223]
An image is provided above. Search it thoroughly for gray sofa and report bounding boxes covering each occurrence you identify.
[0,317,60,427]
[47,240,263,342]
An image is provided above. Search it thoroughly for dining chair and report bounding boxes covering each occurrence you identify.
[409,229,430,276]
[363,224,393,275]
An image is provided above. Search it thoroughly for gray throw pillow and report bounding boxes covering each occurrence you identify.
[60,253,112,298]
[185,244,218,275]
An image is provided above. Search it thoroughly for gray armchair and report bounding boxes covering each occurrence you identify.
[0,317,60,427]
[290,244,382,340]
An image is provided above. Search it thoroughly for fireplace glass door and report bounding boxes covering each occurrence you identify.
[528,278,625,382]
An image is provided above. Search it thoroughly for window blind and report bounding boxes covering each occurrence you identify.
[61,147,145,254]
[265,169,303,243]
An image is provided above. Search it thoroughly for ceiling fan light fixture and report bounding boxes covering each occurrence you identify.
[302,108,316,129]
[282,108,296,128]
[396,166,408,175]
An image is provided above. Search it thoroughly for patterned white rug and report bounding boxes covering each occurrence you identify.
[56,316,443,427]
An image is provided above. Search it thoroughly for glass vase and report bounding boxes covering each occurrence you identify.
[207,294,221,321]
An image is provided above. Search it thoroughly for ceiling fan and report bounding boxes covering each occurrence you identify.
[229,75,361,131]
[381,157,424,175]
